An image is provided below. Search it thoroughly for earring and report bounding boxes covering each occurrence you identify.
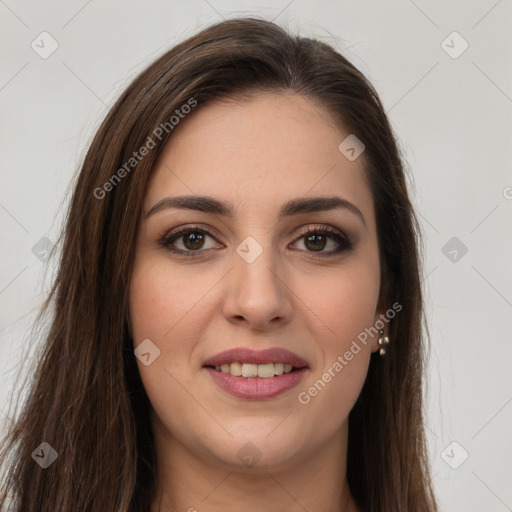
[378,329,390,356]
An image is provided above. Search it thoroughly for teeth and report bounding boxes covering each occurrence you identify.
[257,363,274,378]
[213,362,296,378]
[229,362,242,376]
[242,363,258,378]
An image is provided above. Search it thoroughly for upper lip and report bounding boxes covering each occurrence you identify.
[203,347,309,368]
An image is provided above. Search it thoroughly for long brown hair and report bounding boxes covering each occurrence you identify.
[0,17,437,512]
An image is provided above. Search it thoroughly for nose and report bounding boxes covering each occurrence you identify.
[222,245,294,332]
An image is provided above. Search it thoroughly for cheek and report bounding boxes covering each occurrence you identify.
[128,256,195,396]
[128,253,229,402]
[294,256,380,428]
[306,252,381,353]
[128,257,209,434]
[129,256,215,344]
[329,271,380,348]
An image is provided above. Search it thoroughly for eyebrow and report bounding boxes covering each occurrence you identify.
[146,194,366,226]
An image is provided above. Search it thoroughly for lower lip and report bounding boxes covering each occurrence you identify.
[203,367,308,399]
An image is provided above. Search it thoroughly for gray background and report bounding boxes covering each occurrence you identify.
[1,1,511,510]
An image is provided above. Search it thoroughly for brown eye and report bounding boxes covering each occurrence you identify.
[304,233,327,252]
[158,227,220,256]
[182,231,205,250]
[293,226,353,256]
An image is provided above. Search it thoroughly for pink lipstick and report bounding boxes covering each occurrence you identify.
[202,347,309,399]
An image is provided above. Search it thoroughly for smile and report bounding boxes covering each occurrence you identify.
[202,347,309,399]
[207,362,297,379]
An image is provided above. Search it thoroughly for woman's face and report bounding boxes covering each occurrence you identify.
[130,92,382,472]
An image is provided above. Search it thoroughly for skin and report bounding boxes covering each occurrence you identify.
[129,92,385,512]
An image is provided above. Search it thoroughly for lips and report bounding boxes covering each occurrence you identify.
[202,347,309,399]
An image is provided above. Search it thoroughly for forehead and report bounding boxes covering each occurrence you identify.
[145,92,375,227]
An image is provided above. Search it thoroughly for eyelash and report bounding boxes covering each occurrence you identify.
[157,224,353,258]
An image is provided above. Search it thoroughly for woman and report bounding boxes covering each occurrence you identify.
[0,17,438,512]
